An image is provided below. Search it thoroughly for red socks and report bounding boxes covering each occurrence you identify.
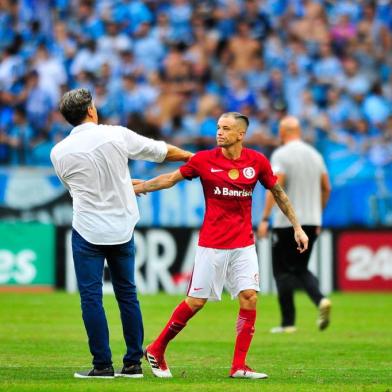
[151,301,256,370]
[152,300,195,353]
[232,308,256,369]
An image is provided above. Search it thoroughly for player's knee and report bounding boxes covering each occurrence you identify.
[186,297,206,312]
[239,290,258,309]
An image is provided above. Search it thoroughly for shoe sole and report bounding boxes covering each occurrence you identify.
[74,373,114,379]
[318,301,331,330]
[270,327,297,334]
[230,373,268,379]
[114,373,143,378]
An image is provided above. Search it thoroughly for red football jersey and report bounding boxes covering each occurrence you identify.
[179,147,277,249]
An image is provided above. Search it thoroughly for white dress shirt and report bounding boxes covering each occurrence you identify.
[50,122,167,245]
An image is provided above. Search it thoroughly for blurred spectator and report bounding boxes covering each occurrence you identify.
[362,83,391,125]
[21,70,54,132]
[70,39,106,76]
[133,22,165,72]
[224,74,257,112]
[313,43,343,87]
[7,106,34,165]
[32,44,67,104]
[290,2,330,48]
[285,61,309,116]
[228,20,261,72]
[0,45,24,90]
[330,13,357,53]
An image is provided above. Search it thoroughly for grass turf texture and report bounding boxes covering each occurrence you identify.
[0,292,391,392]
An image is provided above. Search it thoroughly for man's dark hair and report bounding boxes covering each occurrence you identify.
[221,112,249,129]
[59,88,93,126]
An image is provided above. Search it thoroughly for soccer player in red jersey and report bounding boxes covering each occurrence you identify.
[134,112,309,379]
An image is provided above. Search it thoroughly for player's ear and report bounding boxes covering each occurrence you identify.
[87,105,95,117]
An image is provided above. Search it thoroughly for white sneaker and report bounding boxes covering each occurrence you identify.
[230,365,268,379]
[144,345,172,378]
[270,325,297,334]
[318,298,331,330]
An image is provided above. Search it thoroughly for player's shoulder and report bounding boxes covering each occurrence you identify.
[243,147,270,164]
[190,148,216,161]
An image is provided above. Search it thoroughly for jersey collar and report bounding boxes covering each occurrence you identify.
[71,122,97,135]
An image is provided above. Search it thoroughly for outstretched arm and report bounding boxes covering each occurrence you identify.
[165,144,194,162]
[270,183,309,253]
[134,169,185,194]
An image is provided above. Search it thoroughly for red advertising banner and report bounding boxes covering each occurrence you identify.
[337,231,392,291]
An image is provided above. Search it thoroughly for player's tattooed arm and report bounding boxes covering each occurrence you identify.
[270,183,309,253]
[270,184,300,228]
[133,169,184,194]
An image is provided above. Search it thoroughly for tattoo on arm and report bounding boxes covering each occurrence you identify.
[270,184,300,228]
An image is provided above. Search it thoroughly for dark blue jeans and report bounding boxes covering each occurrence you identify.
[72,229,143,369]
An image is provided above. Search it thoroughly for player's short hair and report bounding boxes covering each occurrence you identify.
[221,112,249,130]
[59,88,93,126]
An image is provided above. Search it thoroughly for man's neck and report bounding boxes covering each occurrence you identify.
[81,118,97,125]
[283,135,301,144]
[221,144,243,160]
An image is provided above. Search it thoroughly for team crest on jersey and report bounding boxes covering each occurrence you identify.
[243,167,255,179]
[228,169,239,180]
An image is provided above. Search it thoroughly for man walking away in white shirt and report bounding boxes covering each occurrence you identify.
[50,88,192,379]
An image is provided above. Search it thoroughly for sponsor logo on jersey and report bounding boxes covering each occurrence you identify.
[213,186,252,197]
[243,167,255,179]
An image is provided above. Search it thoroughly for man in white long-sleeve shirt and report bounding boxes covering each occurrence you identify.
[50,88,192,379]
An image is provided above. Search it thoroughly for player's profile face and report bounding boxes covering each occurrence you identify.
[216,116,243,147]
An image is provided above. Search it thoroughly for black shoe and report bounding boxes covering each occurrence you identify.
[74,366,115,379]
[115,363,143,378]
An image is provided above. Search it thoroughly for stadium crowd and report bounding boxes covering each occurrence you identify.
[0,0,391,174]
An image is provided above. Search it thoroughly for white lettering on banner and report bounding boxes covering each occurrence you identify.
[214,187,252,197]
[145,230,177,294]
[132,230,179,294]
[346,246,392,280]
[0,249,37,284]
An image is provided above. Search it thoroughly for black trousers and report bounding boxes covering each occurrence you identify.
[271,226,324,327]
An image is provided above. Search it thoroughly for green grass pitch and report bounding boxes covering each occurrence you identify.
[0,292,391,392]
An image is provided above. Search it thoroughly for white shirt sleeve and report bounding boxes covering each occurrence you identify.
[270,149,286,174]
[318,153,328,174]
[50,149,72,194]
[120,127,168,162]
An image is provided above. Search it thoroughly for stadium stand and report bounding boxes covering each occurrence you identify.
[0,0,391,226]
